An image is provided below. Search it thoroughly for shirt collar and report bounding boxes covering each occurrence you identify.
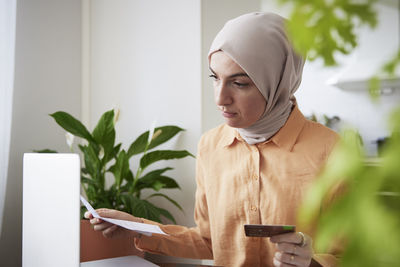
[220,105,306,151]
[220,125,238,148]
[270,105,306,151]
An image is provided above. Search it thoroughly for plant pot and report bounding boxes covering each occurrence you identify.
[80,219,144,262]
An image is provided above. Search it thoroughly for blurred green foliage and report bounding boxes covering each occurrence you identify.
[282,0,400,265]
[37,110,194,223]
[370,48,400,99]
[280,0,400,99]
[280,0,378,66]
[299,111,400,266]
[382,49,400,76]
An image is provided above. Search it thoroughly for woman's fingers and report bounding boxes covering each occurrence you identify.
[96,208,130,220]
[84,208,142,239]
[95,208,142,223]
[271,232,313,267]
[84,211,93,219]
[96,208,121,218]
[89,217,100,224]
[88,216,113,232]
[84,208,143,240]
[93,221,113,231]
[273,257,293,267]
[274,252,309,267]
[270,232,309,247]
[275,242,308,257]
[85,208,142,223]
[103,224,119,238]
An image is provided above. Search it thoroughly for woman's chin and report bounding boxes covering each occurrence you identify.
[225,119,245,128]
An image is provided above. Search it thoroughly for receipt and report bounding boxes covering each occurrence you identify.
[80,195,167,236]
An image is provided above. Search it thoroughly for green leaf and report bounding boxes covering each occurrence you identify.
[79,144,102,183]
[382,48,400,76]
[140,167,173,177]
[137,175,180,191]
[113,143,122,158]
[156,207,176,224]
[50,111,95,143]
[92,110,116,163]
[127,132,149,158]
[129,197,176,223]
[81,176,99,187]
[140,150,194,170]
[33,149,58,153]
[281,0,378,66]
[110,150,129,188]
[136,167,179,191]
[119,194,134,214]
[148,126,185,150]
[147,193,184,212]
[127,126,185,157]
[125,170,134,183]
[151,180,165,191]
[368,76,380,101]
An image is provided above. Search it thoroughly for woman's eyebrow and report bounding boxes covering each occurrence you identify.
[209,67,249,78]
[229,73,249,78]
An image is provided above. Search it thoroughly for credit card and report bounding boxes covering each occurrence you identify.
[244,224,296,237]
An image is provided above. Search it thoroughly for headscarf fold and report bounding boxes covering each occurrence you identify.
[208,12,305,145]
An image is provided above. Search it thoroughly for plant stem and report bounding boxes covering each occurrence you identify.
[130,166,142,194]
[130,138,151,194]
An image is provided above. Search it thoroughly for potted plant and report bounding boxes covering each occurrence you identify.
[37,109,194,261]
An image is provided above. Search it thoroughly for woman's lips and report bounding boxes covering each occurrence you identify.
[222,111,237,118]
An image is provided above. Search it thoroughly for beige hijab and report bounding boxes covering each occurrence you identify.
[208,12,305,145]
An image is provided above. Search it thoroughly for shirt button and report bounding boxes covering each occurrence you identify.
[251,206,257,211]
[253,174,258,181]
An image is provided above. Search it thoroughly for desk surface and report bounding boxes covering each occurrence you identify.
[158,264,216,267]
[81,256,217,267]
[81,256,157,267]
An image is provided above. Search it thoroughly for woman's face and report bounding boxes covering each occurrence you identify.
[209,51,266,128]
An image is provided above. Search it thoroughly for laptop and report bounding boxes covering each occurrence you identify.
[23,153,81,267]
[22,153,159,267]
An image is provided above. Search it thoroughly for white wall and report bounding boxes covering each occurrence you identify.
[0,0,82,265]
[262,1,400,157]
[87,0,202,229]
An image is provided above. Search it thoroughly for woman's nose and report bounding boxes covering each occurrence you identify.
[215,82,232,106]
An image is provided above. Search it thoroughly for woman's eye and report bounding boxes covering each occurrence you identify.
[209,74,218,81]
[233,81,248,88]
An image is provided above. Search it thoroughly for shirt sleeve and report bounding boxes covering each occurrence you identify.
[134,147,213,259]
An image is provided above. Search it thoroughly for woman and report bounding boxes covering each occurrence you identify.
[86,12,340,267]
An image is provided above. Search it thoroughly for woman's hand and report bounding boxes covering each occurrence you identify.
[84,208,143,239]
[270,232,313,267]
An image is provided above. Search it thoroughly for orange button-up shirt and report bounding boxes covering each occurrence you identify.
[136,106,340,266]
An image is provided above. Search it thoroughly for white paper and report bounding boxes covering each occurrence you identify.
[80,195,167,236]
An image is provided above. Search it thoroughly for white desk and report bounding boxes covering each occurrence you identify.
[81,256,159,267]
